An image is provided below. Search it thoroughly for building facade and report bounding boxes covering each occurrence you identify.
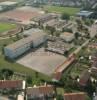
[4,32,47,59]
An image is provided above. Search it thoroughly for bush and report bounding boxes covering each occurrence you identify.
[56,94,64,100]
[62,28,73,33]
[26,76,32,85]
[1,68,14,80]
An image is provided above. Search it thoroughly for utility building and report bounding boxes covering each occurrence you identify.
[60,32,74,42]
[4,32,47,59]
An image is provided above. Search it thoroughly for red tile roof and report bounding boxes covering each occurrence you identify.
[39,85,54,95]
[0,80,23,89]
[79,70,90,86]
[27,85,54,96]
[64,92,86,100]
[53,54,76,81]
[53,72,62,81]
[55,54,76,73]
[26,87,40,97]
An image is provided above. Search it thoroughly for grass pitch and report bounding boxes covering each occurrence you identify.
[44,6,80,15]
[0,22,17,33]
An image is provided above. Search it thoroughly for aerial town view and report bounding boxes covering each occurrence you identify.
[0,0,97,100]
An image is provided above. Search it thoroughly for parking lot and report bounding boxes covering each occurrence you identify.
[17,47,66,76]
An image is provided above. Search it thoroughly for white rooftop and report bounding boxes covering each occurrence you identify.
[0,1,17,6]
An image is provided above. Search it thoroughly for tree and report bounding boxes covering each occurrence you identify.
[84,27,90,38]
[20,27,24,33]
[26,76,32,85]
[46,25,56,36]
[64,50,69,57]
[35,71,39,78]
[76,19,82,25]
[85,80,96,97]
[2,44,7,54]
[16,34,19,39]
[1,69,14,80]
[0,72,3,80]
[56,95,64,100]
[61,13,70,21]
[55,31,60,37]
[63,28,73,33]
[81,0,92,11]
[84,19,94,26]
[76,19,83,32]
[75,32,80,39]
[50,27,55,36]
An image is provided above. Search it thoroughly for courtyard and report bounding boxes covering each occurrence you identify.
[17,47,66,76]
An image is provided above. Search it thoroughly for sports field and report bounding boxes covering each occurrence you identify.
[44,6,80,15]
[0,22,17,33]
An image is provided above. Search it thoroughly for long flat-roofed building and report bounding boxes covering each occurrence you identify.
[4,31,47,59]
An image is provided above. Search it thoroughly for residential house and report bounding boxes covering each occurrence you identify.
[26,85,55,100]
[64,92,86,100]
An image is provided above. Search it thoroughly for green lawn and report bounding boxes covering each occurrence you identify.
[0,37,19,51]
[0,22,17,33]
[43,6,80,15]
[0,55,50,80]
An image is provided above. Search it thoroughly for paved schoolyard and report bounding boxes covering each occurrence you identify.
[17,48,66,76]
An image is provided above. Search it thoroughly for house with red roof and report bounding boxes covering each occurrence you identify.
[79,70,91,87]
[0,80,23,90]
[26,85,55,100]
[64,92,86,100]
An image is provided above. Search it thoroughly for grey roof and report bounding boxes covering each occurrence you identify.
[5,31,46,50]
[26,85,54,96]
[0,1,17,6]
[77,11,93,17]
[23,28,43,36]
